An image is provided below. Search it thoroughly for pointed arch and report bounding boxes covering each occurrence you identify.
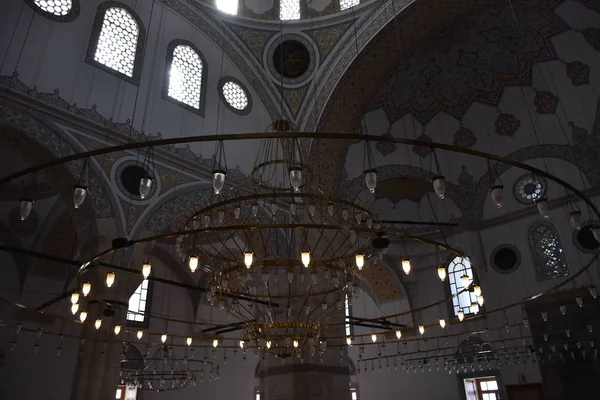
[447,256,478,317]
[528,220,569,280]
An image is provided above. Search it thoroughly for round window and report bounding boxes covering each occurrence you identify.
[573,221,600,253]
[218,77,252,115]
[490,244,521,274]
[26,0,80,21]
[512,174,546,204]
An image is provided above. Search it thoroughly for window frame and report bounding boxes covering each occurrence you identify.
[218,76,252,115]
[25,0,80,22]
[529,220,569,281]
[162,39,208,117]
[86,1,146,85]
[446,256,481,319]
[126,279,152,329]
[278,0,303,20]
[339,0,360,11]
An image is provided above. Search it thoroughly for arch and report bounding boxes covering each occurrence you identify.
[25,0,80,22]
[86,1,146,85]
[163,40,208,116]
[447,256,478,317]
[528,220,569,281]
[455,336,496,364]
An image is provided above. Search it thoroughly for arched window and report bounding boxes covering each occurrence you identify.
[127,279,149,323]
[529,221,569,280]
[26,0,80,22]
[163,40,207,115]
[448,257,478,316]
[280,0,301,20]
[340,0,360,11]
[216,0,238,15]
[86,3,145,84]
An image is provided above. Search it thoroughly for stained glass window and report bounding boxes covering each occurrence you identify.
[280,0,301,20]
[93,7,140,77]
[127,280,149,322]
[448,257,478,316]
[340,0,360,11]
[513,174,546,204]
[34,0,72,15]
[529,221,569,280]
[216,0,238,15]
[167,45,203,110]
[221,80,249,111]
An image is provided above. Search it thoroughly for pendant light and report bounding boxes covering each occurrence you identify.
[71,303,79,315]
[114,325,121,335]
[70,292,79,304]
[477,295,484,306]
[471,303,479,314]
[137,331,143,340]
[95,319,102,330]
[568,211,582,230]
[79,311,87,322]
[437,266,446,281]
[371,333,377,343]
[19,199,34,220]
[432,176,446,199]
[355,253,365,270]
[213,338,219,348]
[234,206,241,219]
[457,310,465,322]
[364,169,377,194]
[402,259,411,275]
[301,251,310,268]
[439,318,446,329]
[473,285,482,296]
[395,330,402,339]
[289,166,302,191]
[418,325,425,335]
[142,262,152,279]
[244,252,253,268]
[346,337,352,346]
[161,334,167,343]
[187,337,193,346]
[139,175,153,199]
[536,198,549,218]
[73,185,88,209]
[489,185,504,207]
[188,256,199,273]
[106,272,115,288]
[213,171,226,195]
[82,282,91,296]
[592,228,600,243]
[460,274,471,288]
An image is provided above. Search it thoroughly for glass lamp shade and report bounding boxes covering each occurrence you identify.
[568,211,582,230]
[73,186,88,209]
[346,337,352,346]
[106,272,115,288]
[522,317,529,328]
[471,303,480,314]
[293,340,299,348]
[327,203,334,216]
[234,206,241,219]
[290,203,297,215]
[238,339,244,348]
[308,204,316,217]
[371,334,377,343]
[457,310,465,322]
[418,325,425,335]
[355,213,362,225]
[95,319,102,330]
[79,311,87,322]
[70,292,79,304]
[477,295,484,306]
[536,198,550,218]
[139,176,153,199]
[244,252,253,268]
[82,282,91,296]
[473,285,482,296]
[395,330,402,339]
[142,263,152,279]
[592,227,600,243]
[541,311,548,321]
[301,251,310,268]
[19,199,33,221]
[289,167,302,191]
[439,318,446,329]
[342,208,349,220]
[218,210,225,222]
[489,185,504,208]
[114,325,121,335]
[432,176,446,199]
[576,297,583,307]
[364,169,377,194]
[137,331,143,340]
[287,270,294,283]
[213,171,226,195]
[252,204,259,217]
[187,337,193,346]
[266,340,272,349]
[460,274,471,288]
[437,266,447,281]
[71,303,79,315]
[189,256,199,272]
[402,259,411,275]
[213,338,219,348]
[161,334,167,343]
[355,253,365,270]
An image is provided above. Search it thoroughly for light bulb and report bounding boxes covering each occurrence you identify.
[473,285,482,296]
[70,292,79,304]
[213,338,219,348]
[346,337,352,346]
[439,318,446,329]
[94,319,102,330]
[402,259,411,275]
[301,251,310,268]
[161,334,167,343]
[418,325,425,335]
[371,334,377,343]
[137,331,143,340]
[142,263,152,279]
[477,295,484,306]
[82,282,91,296]
[79,311,87,322]
[244,252,253,268]
[437,266,446,281]
[460,274,470,288]
[73,185,87,209]
[395,330,402,339]
[239,339,244,349]
[355,253,365,270]
[213,171,226,195]
[114,325,121,335]
[106,272,115,288]
[187,337,193,346]
[189,256,199,273]
[293,340,299,348]
[457,310,464,322]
